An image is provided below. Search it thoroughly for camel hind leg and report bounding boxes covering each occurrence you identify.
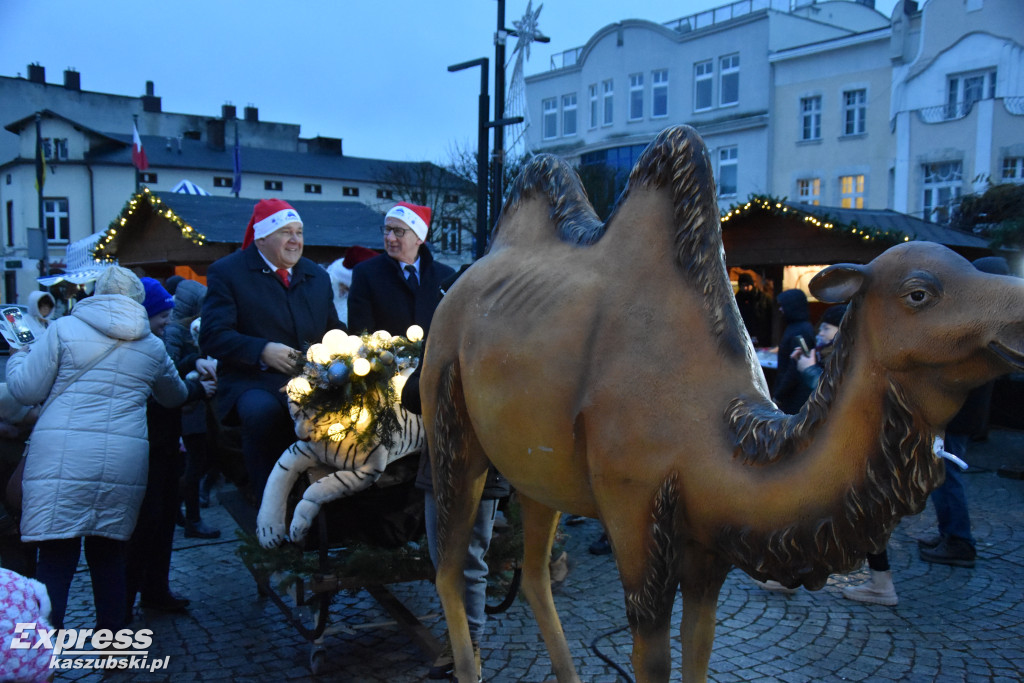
[517,494,582,682]
[432,361,490,683]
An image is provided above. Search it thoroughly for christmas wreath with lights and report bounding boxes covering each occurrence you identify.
[284,325,424,451]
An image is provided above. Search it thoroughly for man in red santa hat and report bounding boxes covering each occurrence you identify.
[347,201,454,336]
[199,199,342,503]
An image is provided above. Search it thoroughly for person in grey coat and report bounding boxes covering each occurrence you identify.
[5,266,189,631]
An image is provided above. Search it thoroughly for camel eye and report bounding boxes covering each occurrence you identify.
[898,273,941,310]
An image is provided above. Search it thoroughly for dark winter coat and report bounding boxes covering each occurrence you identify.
[199,245,342,423]
[773,289,816,414]
[347,246,455,337]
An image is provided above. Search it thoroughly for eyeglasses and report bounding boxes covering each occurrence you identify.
[381,225,408,238]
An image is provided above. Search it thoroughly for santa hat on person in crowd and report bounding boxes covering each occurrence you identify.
[326,245,378,291]
[385,202,431,241]
[242,199,303,249]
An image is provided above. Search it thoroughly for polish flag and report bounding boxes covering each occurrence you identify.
[132,123,149,171]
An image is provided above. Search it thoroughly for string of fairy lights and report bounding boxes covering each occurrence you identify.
[89,191,908,264]
[91,187,208,262]
[720,194,910,244]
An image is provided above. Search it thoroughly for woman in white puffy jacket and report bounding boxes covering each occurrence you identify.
[5,266,189,631]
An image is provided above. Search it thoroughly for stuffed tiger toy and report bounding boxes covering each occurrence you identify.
[256,371,423,548]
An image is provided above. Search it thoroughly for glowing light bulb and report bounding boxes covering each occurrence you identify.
[307,343,331,364]
[352,358,371,376]
[406,325,424,342]
[372,330,391,347]
[327,423,346,442]
[323,329,348,356]
[286,377,312,400]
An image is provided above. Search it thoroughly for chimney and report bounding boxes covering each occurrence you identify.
[141,80,161,113]
[63,68,80,91]
[307,136,343,156]
[206,118,226,151]
[244,104,259,122]
[27,63,45,84]
[222,103,236,120]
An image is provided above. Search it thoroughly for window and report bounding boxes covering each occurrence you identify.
[542,98,558,139]
[947,69,996,117]
[602,80,614,126]
[6,200,13,247]
[264,180,283,191]
[140,172,158,183]
[629,73,644,121]
[562,93,577,137]
[797,178,821,205]
[444,194,459,203]
[376,189,393,200]
[719,54,739,106]
[800,96,822,141]
[43,198,69,242]
[718,147,738,197]
[343,186,359,197]
[922,162,962,223]
[839,174,865,209]
[694,60,713,111]
[304,183,322,194]
[588,84,598,129]
[652,70,668,118]
[213,176,232,187]
[43,138,68,161]
[1002,157,1024,182]
[843,89,866,136]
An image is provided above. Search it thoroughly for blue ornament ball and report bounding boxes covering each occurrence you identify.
[327,362,350,386]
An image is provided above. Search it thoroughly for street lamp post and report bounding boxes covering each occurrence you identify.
[447,58,490,260]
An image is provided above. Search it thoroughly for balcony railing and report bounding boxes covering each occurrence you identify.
[549,47,582,71]
[916,100,975,124]
[662,0,794,34]
[548,0,800,70]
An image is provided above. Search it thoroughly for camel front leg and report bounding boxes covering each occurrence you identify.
[518,495,581,683]
[256,442,314,548]
[678,545,730,683]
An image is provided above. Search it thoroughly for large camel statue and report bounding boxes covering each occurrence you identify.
[419,125,1024,683]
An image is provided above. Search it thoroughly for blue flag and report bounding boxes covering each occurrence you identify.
[232,127,242,196]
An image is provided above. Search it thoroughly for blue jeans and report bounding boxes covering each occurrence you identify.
[934,432,975,546]
[36,536,126,631]
[425,495,498,643]
[236,389,294,502]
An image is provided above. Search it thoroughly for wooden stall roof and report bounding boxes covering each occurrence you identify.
[93,189,385,269]
[720,197,993,267]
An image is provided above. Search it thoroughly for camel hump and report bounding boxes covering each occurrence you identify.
[490,154,605,250]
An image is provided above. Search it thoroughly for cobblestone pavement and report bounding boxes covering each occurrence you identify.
[52,429,1024,682]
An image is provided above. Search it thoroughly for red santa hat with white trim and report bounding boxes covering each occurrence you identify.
[242,199,303,249]
[385,202,431,241]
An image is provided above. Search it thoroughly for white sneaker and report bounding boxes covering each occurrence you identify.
[842,570,898,606]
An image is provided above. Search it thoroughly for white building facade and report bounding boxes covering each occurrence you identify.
[0,67,469,304]
[524,0,1023,222]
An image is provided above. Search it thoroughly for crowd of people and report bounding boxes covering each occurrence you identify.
[0,198,996,681]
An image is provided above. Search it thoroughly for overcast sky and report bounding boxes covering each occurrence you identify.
[1,0,897,164]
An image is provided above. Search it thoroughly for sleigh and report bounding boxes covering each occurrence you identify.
[219,329,522,674]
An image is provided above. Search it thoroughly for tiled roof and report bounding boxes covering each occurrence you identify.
[149,192,385,248]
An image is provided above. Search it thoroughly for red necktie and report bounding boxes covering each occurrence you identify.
[276,268,290,288]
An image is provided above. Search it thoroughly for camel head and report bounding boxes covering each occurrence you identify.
[811,241,1024,428]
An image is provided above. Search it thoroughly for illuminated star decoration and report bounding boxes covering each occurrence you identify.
[512,1,544,61]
